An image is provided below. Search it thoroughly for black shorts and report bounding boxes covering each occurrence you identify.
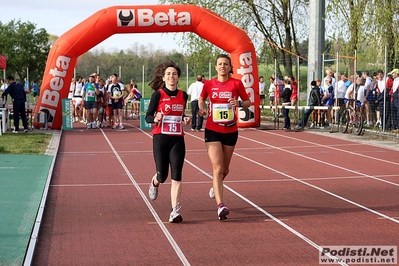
[337,98,345,108]
[205,128,238,146]
[112,100,123,110]
[84,101,97,109]
[260,94,265,100]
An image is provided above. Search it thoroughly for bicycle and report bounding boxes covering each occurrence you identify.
[338,101,364,135]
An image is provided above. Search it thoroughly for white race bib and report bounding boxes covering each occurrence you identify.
[161,115,183,135]
[212,103,234,123]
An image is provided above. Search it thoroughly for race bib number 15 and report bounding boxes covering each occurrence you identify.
[212,103,234,123]
[161,115,182,135]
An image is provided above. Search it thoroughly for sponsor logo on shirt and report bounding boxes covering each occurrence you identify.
[172,104,184,112]
[219,92,232,98]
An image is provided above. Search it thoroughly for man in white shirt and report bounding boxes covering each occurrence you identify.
[335,73,347,108]
[187,74,204,132]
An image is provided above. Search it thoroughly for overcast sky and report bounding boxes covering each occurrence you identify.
[2,0,183,52]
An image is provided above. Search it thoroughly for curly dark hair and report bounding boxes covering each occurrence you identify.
[148,61,181,91]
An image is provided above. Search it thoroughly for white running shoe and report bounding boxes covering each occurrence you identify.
[119,123,125,129]
[169,202,183,223]
[217,204,229,221]
[148,177,159,200]
[209,187,215,199]
[113,123,118,129]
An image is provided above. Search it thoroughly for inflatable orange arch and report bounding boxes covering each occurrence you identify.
[34,4,259,129]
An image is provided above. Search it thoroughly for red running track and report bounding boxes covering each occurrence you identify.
[32,120,399,265]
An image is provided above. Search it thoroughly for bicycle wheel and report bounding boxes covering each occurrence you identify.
[338,109,349,133]
[353,111,363,135]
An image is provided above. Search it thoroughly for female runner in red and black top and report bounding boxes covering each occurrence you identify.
[198,54,251,221]
[145,61,191,223]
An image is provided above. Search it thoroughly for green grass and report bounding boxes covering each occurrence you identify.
[0,133,52,154]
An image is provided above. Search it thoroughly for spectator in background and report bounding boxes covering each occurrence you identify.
[108,73,125,129]
[2,76,29,133]
[187,74,204,132]
[272,73,284,107]
[95,74,101,84]
[322,76,334,130]
[386,72,394,129]
[68,77,75,100]
[356,77,366,119]
[0,78,7,93]
[289,76,298,117]
[370,72,379,125]
[335,73,347,109]
[324,69,336,91]
[105,78,114,127]
[362,71,373,125]
[375,70,385,127]
[295,80,321,131]
[125,83,142,118]
[344,75,355,109]
[268,77,276,115]
[0,79,7,105]
[72,76,84,123]
[343,74,352,89]
[390,68,399,131]
[82,74,100,129]
[311,78,323,128]
[280,78,292,130]
[31,79,40,103]
[24,77,30,108]
[259,76,266,110]
[97,78,107,128]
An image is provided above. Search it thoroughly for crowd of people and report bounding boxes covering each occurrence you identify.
[68,73,142,130]
[261,68,399,132]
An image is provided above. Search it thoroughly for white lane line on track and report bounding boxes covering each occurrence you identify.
[258,129,399,167]
[100,128,191,266]
[184,133,346,265]
[124,124,345,264]
[236,134,399,224]
[251,130,399,187]
[48,173,399,188]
